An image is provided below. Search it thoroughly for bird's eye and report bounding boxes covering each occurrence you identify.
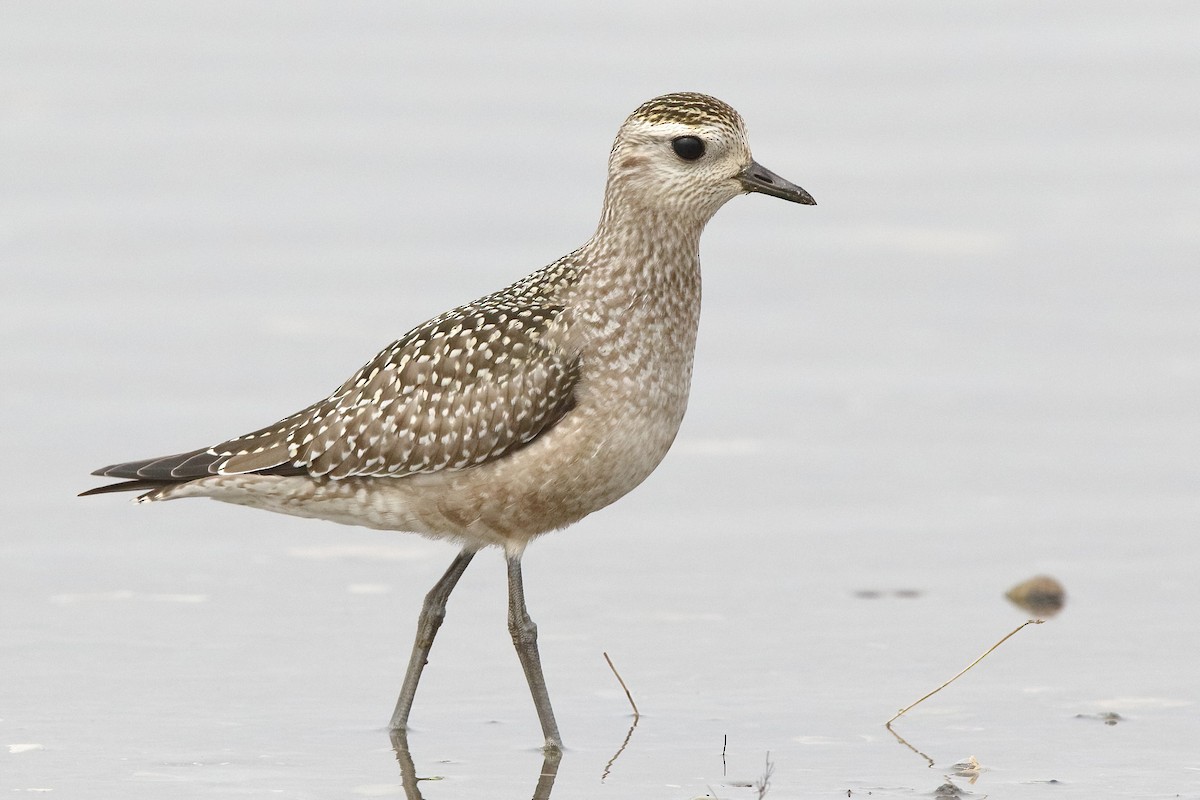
[671,136,705,161]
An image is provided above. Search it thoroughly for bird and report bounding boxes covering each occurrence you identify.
[82,92,815,751]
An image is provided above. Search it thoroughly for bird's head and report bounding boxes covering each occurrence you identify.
[603,92,815,225]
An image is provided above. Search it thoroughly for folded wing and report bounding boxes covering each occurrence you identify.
[86,298,579,493]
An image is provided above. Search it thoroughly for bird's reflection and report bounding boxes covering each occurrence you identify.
[389,729,561,800]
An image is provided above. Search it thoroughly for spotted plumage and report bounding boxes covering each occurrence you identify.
[82,92,815,750]
[90,261,582,490]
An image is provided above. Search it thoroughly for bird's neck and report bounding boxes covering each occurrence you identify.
[560,197,705,378]
[592,178,714,253]
[583,193,707,295]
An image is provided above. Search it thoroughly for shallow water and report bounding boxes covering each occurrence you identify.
[3,2,1199,797]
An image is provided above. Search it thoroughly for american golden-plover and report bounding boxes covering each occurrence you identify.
[83,92,815,750]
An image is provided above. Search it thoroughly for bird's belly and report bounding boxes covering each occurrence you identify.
[392,389,689,545]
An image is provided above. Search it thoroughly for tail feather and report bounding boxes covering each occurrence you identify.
[78,480,164,497]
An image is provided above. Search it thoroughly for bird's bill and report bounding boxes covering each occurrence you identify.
[738,160,816,205]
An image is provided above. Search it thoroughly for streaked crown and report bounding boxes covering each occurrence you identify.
[627,92,745,133]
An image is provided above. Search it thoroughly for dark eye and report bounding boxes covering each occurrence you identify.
[671,136,705,161]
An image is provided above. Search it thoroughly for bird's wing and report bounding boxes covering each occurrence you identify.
[90,298,580,485]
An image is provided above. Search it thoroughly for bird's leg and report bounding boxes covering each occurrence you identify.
[390,547,476,732]
[506,551,563,751]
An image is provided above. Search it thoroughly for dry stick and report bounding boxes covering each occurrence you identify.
[886,619,1044,727]
[604,651,640,719]
[755,751,774,800]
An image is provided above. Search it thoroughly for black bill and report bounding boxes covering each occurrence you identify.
[738,160,816,205]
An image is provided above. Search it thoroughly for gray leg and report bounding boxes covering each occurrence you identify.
[506,552,563,751]
[390,548,476,732]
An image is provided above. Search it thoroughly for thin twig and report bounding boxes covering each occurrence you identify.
[755,751,774,799]
[603,651,639,718]
[886,619,1044,726]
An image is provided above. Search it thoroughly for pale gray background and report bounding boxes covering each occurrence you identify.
[3,1,1198,798]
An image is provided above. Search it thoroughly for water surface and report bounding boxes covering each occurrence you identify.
[3,2,1198,797]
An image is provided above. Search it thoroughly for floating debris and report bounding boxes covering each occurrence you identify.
[1005,575,1065,617]
[853,589,923,599]
[933,780,970,798]
[1076,711,1122,726]
[949,755,983,784]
